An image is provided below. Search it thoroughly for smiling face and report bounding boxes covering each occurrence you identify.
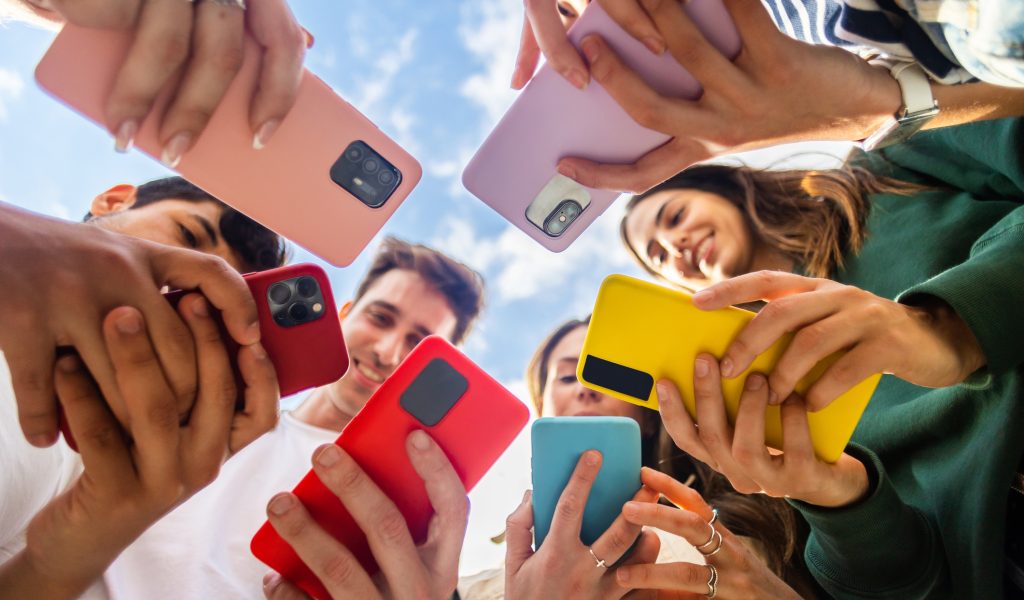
[623,188,757,290]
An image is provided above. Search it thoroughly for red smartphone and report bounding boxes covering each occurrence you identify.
[250,336,530,600]
[59,262,348,450]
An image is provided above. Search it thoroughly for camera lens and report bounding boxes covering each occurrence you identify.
[378,170,395,186]
[288,302,309,322]
[363,158,379,174]
[269,283,291,304]
[296,276,318,298]
[274,310,288,323]
[345,145,364,163]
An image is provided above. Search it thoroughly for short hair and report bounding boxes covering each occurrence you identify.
[353,237,485,345]
[86,176,288,272]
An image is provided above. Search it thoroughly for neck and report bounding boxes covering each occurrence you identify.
[292,384,356,432]
[749,241,795,274]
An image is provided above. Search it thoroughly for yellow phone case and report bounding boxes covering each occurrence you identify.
[577,274,881,463]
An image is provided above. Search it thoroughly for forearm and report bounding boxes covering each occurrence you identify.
[0,550,99,600]
[927,82,1024,129]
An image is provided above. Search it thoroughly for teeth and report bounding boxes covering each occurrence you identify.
[356,362,384,383]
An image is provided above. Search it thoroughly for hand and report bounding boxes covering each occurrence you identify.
[504,451,661,600]
[555,0,903,194]
[0,298,278,598]
[657,360,869,508]
[616,467,802,600]
[46,0,306,160]
[692,271,986,411]
[511,0,666,90]
[261,431,467,600]
[0,204,264,447]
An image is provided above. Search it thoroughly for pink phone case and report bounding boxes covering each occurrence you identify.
[462,0,740,252]
[35,25,422,267]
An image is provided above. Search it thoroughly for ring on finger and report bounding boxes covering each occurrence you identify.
[705,564,719,599]
[696,508,719,549]
[588,546,607,569]
[199,0,247,9]
[702,530,724,557]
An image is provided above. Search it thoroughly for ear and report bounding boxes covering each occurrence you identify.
[338,301,353,321]
[90,184,137,217]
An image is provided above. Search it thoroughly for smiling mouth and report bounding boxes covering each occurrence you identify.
[694,235,714,276]
[353,359,385,384]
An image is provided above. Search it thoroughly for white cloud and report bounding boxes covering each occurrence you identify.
[0,68,25,121]
[350,28,418,115]
[457,1,520,129]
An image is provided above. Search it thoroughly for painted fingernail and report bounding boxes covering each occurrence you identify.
[252,119,280,150]
[316,444,341,467]
[746,374,765,391]
[161,132,192,169]
[57,355,81,373]
[409,429,431,451]
[585,450,601,465]
[116,310,141,335]
[29,433,56,448]
[694,357,710,378]
[268,493,295,516]
[249,341,267,361]
[190,297,209,318]
[720,358,734,378]
[567,68,588,91]
[769,390,780,405]
[557,163,577,181]
[581,38,600,63]
[643,36,665,55]
[114,119,138,153]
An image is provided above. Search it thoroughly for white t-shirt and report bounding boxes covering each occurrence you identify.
[103,411,338,599]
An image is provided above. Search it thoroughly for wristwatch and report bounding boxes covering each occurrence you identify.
[861,62,939,151]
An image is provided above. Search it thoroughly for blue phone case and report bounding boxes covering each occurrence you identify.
[531,417,641,549]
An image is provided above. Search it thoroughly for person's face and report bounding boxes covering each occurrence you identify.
[556,0,590,28]
[624,188,755,290]
[541,325,646,422]
[330,269,459,417]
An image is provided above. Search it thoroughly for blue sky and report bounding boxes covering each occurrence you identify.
[0,0,852,575]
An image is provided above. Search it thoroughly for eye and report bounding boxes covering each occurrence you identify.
[406,335,423,351]
[178,223,198,248]
[669,205,685,227]
[556,3,575,17]
[367,310,392,327]
[558,374,578,384]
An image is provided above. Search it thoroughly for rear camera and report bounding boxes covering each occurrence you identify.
[346,146,364,162]
[269,282,291,304]
[330,141,403,209]
[378,170,395,186]
[542,199,584,237]
[288,303,310,321]
[363,158,379,173]
[296,276,318,298]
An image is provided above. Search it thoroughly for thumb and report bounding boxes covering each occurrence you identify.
[504,490,536,576]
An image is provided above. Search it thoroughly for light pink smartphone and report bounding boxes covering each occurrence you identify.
[35,25,422,267]
[462,0,740,252]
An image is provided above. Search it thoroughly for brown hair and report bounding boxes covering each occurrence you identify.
[353,236,485,345]
[621,163,924,280]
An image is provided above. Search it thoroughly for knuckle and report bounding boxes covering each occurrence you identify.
[681,564,704,586]
[208,42,245,77]
[149,31,192,70]
[80,422,124,453]
[144,398,181,432]
[697,428,721,448]
[319,553,360,588]
[373,509,410,546]
[632,103,666,131]
[334,462,364,492]
[556,492,582,520]
[12,366,51,400]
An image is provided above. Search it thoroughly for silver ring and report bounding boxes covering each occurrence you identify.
[588,546,607,568]
[705,564,719,598]
[204,0,247,9]
[702,530,724,557]
[696,510,719,551]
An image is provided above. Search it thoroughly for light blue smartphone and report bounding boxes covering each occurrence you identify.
[531,416,642,549]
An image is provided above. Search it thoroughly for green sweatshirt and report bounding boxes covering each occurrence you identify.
[791,118,1024,599]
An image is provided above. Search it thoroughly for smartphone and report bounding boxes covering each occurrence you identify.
[250,336,530,600]
[578,275,881,463]
[531,417,641,549]
[59,263,348,451]
[35,25,422,267]
[462,0,740,252]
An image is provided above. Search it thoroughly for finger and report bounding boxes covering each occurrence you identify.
[245,0,306,148]
[230,341,279,453]
[177,294,234,488]
[720,0,786,55]
[406,430,469,580]
[638,467,714,522]
[779,394,816,460]
[730,373,778,482]
[309,444,429,595]
[655,379,717,469]
[617,560,714,593]
[103,306,181,486]
[504,491,535,576]
[265,492,380,599]
[559,136,710,195]
[803,343,882,412]
[643,0,740,83]
[617,528,661,567]
[262,571,309,600]
[598,0,665,54]
[104,0,195,148]
[47,0,139,28]
[691,271,822,311]
[621,502,713,549]
[548,450,602,547]
[53,354,132,484]
[768,309,859,404]
[524,0,589,89]
[6,340,60,446]
[692,354,760,493]
[148,245,260,346]
[158,0,246,166]
[511,14,541,89]
[591,485,658,565]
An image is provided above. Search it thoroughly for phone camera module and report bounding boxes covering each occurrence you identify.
[543,199,584,237]
[269,282,291,304]
[295,276,318,298]
[330,141,403,209]
[288,302,310,322]
[267,275,327,328]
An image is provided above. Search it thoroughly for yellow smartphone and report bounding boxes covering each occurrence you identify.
[577,275,880,463]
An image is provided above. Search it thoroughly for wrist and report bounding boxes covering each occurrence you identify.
[908,297,986,380]
[854,63,905,140]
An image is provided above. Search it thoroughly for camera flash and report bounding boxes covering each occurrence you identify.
[313,303,323,313]
[559,214,567,222]
[353,177,364,186]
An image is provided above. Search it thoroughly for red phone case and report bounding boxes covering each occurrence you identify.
[59,263,348,450]
[250,336,530,600]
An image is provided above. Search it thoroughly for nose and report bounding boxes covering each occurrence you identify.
[574,380,600,404]
[372,330,404,370]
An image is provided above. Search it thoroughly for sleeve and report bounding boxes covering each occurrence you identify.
[896,205,1024,378]
[789,444,950,599]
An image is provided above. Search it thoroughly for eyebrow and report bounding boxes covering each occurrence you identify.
[192,214,220,246]
[366,300,433,339]
[556,357,579,365]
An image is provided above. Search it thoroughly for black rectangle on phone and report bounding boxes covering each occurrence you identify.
[581,355,653,401]
[400,358,468,427]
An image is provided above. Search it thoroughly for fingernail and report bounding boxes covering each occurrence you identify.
[316,444,341,468]
[252,119,280,150]
[769,390,780,405]
[510,65,525,89]
[57,355,81,373]
[114,119,137,153]
[581,38,599,64]
[557,163,577,181]
[567,68,588,91]
[262,572,281,590]
[190,297,209,318]
[301,27,314,49]
[585,450,600,465]
[116,310,141,335]
[692,289,713,304]
[161,132,192,169]
[643,36,665,55]
[246,321,262,344]
[268,493,295,516]
[746,374,764,391]
[655,382,669,401]
[522,489,531,503]
[409,429,431,451]
[720,357,734,378]
[249,341,267,361]
[29,433,56,448]
[694,357,709,378]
